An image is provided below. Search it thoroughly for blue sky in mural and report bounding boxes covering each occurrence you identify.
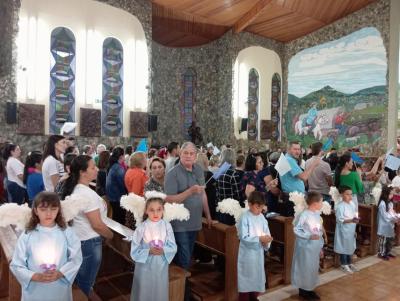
[289,27,386,98]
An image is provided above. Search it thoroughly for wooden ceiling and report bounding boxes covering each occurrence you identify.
[152,0,377,47]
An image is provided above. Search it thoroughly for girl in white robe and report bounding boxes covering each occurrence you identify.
[291,191,324,300]
[10,192,82,301]
[334,186,359,274]
[237,191,272,301]
[130,196,177,301]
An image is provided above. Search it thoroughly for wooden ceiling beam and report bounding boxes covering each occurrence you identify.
[233,0,273,33]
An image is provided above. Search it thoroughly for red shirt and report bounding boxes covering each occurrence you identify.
[124,167,148,196]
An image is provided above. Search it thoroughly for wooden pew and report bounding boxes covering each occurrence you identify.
[0,225,87,301]
[190,216,294,301]
[102,217,187,301]
[267,216,295,286]
[191,218,239,301]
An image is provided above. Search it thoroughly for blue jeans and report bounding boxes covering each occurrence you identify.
[6,179,27,205]
[339,254,352,265]
[75,236,103,296]
[173,231,198,270]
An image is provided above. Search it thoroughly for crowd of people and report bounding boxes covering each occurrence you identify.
[1,135,400,301]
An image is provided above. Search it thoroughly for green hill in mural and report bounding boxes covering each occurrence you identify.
[286,85,387,155]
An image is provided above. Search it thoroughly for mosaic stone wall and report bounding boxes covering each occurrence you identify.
[0,0,390,153]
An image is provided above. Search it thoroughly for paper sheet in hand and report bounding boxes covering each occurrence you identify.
[275,153,291,176]
[385,155,400,171]
[213,146,220,155]
[206,142,214,148]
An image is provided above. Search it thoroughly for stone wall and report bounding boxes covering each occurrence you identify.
[151,31,284,146]
[0,0,392,153]
[0,0,151,151]
[282,0,390,154]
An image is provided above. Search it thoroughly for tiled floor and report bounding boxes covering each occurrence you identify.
[260,248,400,301]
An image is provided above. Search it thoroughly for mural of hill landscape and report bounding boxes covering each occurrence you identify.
[286,27,387,154]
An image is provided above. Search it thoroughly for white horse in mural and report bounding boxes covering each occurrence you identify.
[313,114,329,140]
[295,117,310,136]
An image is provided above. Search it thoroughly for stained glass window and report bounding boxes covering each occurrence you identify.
[102,37,123,136]
[248,68,259,140]
[271,73,281,141]
[50,27,76,134]
[182,68,196,139]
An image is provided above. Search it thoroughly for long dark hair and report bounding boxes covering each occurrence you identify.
[108,146,124,172]
[23,151,43,184]
[378,185,393,212]
[43,135,65,161]
[3,143,18,161]
[61,155,92,199]
[142,198,165,221]
[244,154,260,171]
[26,192,67,232]
[334,152,352,188]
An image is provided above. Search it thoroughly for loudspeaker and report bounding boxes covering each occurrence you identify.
[148,114,158,132]
[6,102,17,124]
[239,118,248,133]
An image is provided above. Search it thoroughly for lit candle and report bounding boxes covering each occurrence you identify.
[34,238,60,272]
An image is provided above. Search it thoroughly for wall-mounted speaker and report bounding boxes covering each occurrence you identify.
[239,118,248,133]
[148,114,158,132]
[6,102,17,124]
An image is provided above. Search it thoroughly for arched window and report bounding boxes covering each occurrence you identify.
[102,37,123,136]
[181,68,196,139]
[271,73,281,141]
[248,68,259,140]
[50,27,76,134]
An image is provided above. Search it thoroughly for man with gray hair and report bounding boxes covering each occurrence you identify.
[164,141,212,301]
[94,144,106,166]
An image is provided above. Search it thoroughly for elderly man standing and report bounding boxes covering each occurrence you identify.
[165,142,212,301]
[280,141,320,215]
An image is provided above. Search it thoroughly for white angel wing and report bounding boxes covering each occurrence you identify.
[371,183,382,205]
[321,201,332,215]
[216,198,245,224]
[289,192,307,222]
[0,203,31,231]
[61,194,93,222]
[120,193,146,225]
[329,186,341,208]
[164,203,190,222]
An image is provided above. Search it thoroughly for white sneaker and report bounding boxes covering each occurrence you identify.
[349,264,359,272]
[341,265,353,274]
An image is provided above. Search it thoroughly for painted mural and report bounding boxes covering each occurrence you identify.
[286,27,387,153]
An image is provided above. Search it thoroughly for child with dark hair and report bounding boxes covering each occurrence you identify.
[291,191,324,300]
[237,191,272,301]
[130,192,177,301]
[23,151,45,205]
[334,185,359,274]
[377,185,399,260]
[10,192,82,301]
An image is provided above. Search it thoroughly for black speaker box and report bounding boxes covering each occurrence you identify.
[239,118,248,133]
[6,102,17,124]
[148,114,158,132]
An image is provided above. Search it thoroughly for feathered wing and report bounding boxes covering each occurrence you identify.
[144,191,167,201]
[216,198,245,223]
[371,182,382,205]
[329,186,341,208]
[120,193,146,225]
[289,192,307,222]
[164,203,190,222]
[0,203,31,231]
[321,201,332,215]
[61,195,93,222]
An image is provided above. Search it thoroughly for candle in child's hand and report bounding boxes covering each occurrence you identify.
[150,239,164,249]
[40,263,56,272]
